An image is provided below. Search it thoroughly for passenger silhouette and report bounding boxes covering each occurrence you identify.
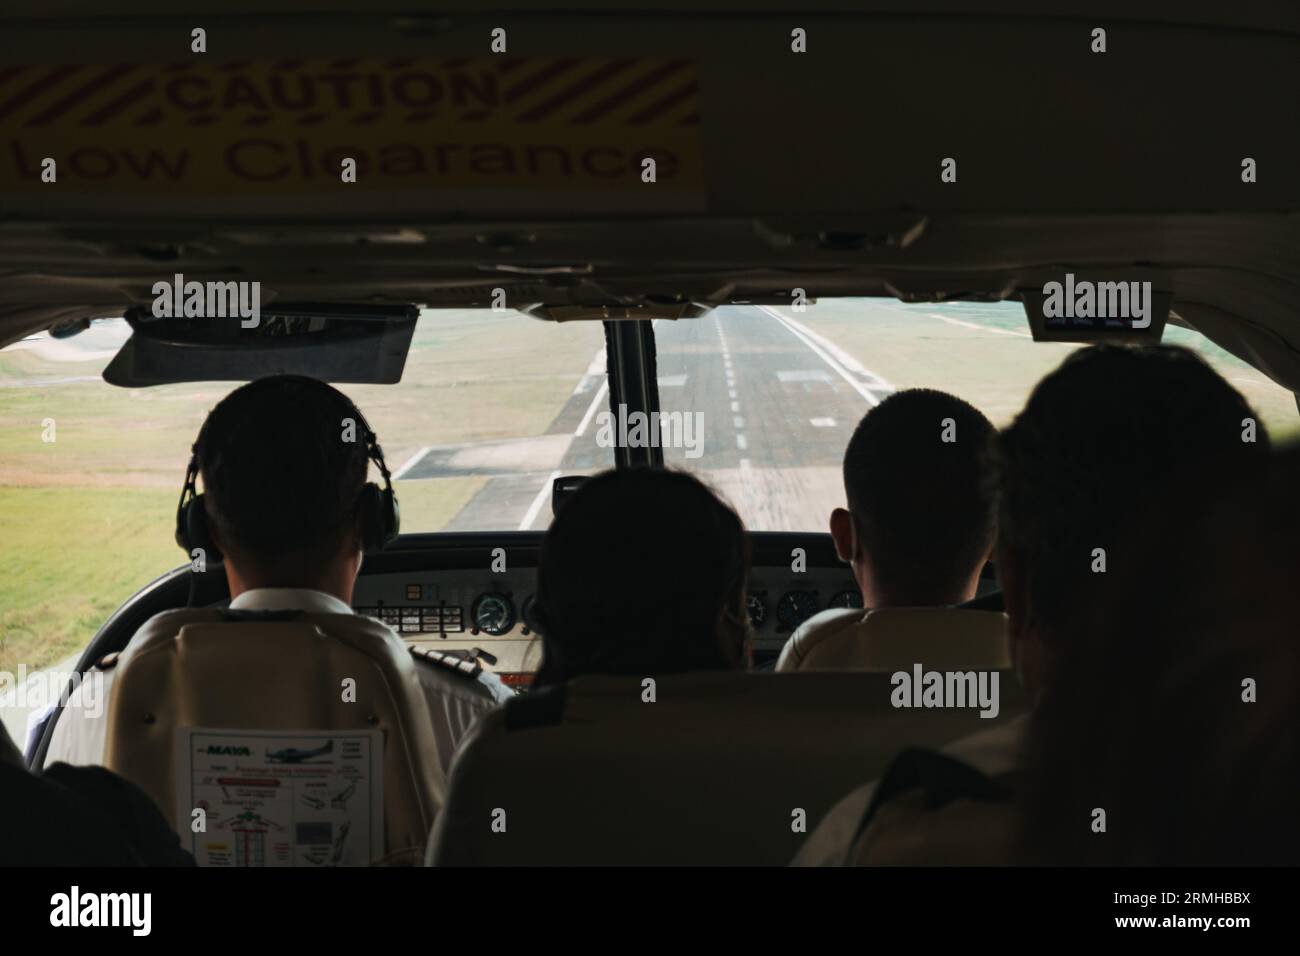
[833,389,995,607]
[794,345,1272,864]
[1019,447,1299,865]
[776,388,997,671]
[532,468,750,685]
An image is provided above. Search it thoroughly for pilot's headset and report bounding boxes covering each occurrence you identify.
[175,375,400,566]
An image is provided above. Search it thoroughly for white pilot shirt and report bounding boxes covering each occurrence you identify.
[43,587,513,775]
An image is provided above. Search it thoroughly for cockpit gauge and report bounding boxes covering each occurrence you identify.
[520,594,541,635]
[471,593,516,636]
[776,590,820,631]
[829,589,864,610]
[744,593,767,629]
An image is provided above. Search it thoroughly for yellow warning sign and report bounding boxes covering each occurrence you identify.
[0,56,704,196]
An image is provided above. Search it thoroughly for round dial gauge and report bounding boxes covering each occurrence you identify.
[776,590,820,630]
[829,589,864,610]
[472,593,516,636]
[520,594,541,634]
[744,593,767,629]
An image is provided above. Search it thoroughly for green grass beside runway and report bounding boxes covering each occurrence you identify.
[0,311,602,673]
[793,301,1300,439]
[0,485,181,676]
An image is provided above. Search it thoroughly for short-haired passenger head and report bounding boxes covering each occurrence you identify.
[534,469,750,686]
[996,344,1270,695]
[196,376,370,594]
[831,389,996,607]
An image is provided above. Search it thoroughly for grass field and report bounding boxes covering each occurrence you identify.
[797,300,1300,438]
[0,311,603,675]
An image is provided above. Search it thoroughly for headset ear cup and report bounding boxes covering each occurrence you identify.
[357,482,399,554]
[181,494,222,564]
[175,501,191,552]
[384,487,399,544]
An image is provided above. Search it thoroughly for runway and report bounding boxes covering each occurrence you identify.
[396,305,894,532]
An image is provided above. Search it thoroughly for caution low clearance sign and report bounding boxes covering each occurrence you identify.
[0,56,705,204]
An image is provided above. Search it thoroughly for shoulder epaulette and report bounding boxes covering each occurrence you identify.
[93,652,120,671]
[409,646,483,679]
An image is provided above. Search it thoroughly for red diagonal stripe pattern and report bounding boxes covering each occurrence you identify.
[570,59,691,124]
[80,78,157,126]
[625,80,698,125]
[514,58,638,122]
[25,64,138,126]
[0,66,81,123]
[503,57,582,104]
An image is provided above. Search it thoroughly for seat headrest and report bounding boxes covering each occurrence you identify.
[431,669,1026,865]
[778,607,1010,672]
[103,607,445,863]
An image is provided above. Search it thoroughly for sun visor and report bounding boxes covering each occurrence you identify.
[103,301,417,387]
[1021,275,1171,344]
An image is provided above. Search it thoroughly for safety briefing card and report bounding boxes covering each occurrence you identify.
[175,727,384,867]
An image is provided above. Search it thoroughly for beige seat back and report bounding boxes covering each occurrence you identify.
[779,607,1011,671]
[429,669,1025,865]
[105,608,445,865]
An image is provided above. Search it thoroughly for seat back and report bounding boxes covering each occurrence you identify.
[429,669,1025,865]
[104,608,444,865]
[778,607,1011,671]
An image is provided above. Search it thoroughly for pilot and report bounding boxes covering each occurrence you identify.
[776,388,997,671]
[43,375,512,774]
[793,345,1273,864]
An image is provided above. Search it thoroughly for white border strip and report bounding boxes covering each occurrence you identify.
[391,446,431,480]
[757,306,890,406]
[519,469,562,530]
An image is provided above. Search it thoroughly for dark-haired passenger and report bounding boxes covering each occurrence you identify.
[1020,455,1299,865]
[532,468,750,686]
[794,345,1271,864]
[777,388,997,671]
[44,376,511,773]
